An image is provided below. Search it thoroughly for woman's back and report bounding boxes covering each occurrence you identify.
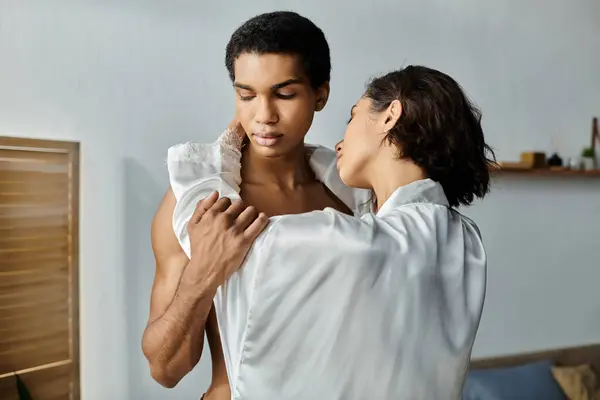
[215,179,486,400]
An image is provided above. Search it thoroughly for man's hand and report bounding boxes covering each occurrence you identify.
[185,191,269,290]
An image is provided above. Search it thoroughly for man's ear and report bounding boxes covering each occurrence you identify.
[314,81,330,112]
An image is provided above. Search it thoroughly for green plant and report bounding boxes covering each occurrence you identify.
[15,374,33,400]
[581,147,595,158]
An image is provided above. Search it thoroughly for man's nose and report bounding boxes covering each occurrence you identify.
[255,98,278,125]
[335,140,343,154]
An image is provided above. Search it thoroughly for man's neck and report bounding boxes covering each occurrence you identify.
[241,142,316,189]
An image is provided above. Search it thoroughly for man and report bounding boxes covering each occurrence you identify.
[141,11,362,398]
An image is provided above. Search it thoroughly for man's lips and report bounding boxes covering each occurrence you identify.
[253,132,283,138]
[253,132,283,147]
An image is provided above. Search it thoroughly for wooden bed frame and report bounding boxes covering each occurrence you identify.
[470,343,600,371]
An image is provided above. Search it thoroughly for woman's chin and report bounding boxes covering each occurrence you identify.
[339,167,370,190]
[338,168,355,188]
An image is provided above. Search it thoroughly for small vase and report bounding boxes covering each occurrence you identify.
[582,157,595,170]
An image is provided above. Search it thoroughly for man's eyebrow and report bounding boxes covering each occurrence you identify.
[271,79,303,90]
[233,78,303,91]
[233,82,252,90]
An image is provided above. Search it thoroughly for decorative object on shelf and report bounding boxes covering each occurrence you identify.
[566,157,582,170]
[547,153,563,167]
[581,147,596,170]
[547,134,565,169]
[497,151,546,170]
[521,151,547,168]
[591,117,599,149]
[591,117,599,167]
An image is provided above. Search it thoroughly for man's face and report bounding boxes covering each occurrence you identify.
[233,53,329,158]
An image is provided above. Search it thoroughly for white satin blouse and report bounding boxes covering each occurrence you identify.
[167,129,487,400]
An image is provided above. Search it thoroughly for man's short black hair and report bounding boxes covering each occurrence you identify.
[365,65,496,208]
[225,11,331,89]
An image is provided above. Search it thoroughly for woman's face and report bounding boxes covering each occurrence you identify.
[335,97,388,189]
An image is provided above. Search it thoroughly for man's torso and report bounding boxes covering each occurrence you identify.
[208,166,351,400]
[240,180,351,217]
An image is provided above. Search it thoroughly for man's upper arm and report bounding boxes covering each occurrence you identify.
[148,188,189,324]
[168,140,242,259]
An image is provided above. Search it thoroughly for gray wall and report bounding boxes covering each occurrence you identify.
[1,1,599,399]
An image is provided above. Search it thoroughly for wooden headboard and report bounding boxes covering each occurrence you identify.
[470,343,600,371]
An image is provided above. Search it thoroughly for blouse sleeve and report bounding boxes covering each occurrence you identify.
[167,128,244,258]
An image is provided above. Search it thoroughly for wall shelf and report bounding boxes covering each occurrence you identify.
[493,167,600,177]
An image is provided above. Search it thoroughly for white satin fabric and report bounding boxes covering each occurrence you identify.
[167,130,487,400]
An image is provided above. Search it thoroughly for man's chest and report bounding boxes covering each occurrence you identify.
[240,182,352,217]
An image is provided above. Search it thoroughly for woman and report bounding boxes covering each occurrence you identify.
[169,65,495,399]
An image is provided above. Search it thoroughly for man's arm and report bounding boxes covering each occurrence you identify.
[143,122,262,388]
[142,187,268,388]
[142,124,244,387]
[142,188,216,388]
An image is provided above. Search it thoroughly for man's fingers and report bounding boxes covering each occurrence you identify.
[212,197,232,212]
[243,213,269,240]
[201,191,220,208]
[191,191,219,224]
[234,205,259,230]
[224,200,247,219]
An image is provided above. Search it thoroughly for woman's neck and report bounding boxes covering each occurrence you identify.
[371,157,426,211]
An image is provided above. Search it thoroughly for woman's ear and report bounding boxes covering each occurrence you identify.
[383,99,402,131]
[314,82,330,112]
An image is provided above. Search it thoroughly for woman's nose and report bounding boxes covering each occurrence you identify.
[335,140,343,153]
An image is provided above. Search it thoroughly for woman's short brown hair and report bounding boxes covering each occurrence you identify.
[365,65,496,207]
